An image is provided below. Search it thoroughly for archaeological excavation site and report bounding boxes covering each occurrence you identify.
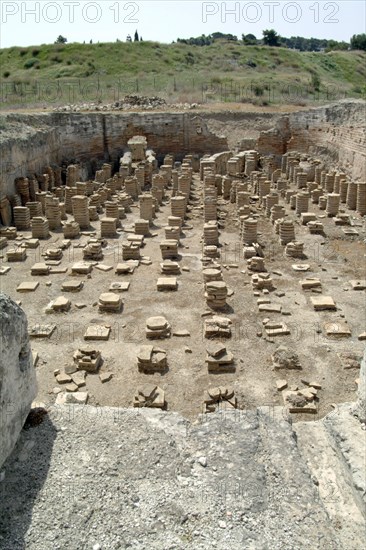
[0,99,365,549]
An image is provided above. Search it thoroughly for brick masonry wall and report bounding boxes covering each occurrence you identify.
[256,101,366,180]
[0,112,228,196]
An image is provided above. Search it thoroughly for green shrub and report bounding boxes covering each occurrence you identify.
[253,84,264,96]
[246,59,256,68]
[24,58,39,69]
[310,72,321,91]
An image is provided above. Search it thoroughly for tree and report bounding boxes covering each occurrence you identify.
[350,33,366,50]
[211,32,238,41]
[55,35,67,44]
[134,30,139,42]
[126,34,132,42]
[325,39,349,52]
[177,34,212,46]
[242,33,257,45]
[262,29,280,47]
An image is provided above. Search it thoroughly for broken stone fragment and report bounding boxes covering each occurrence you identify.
[298,388,316,401]
[64,364,78,375]
[52,296,71,312]
[172,329,190,337]
[99,372,113,383]
[56,373,72,384]
[272,347,301,370]
[265,322,290,336]
[56,392,89,405]
[206,343,227,358]
[61,280,84,292]
[258,304,282,313]
[350,280,366,290]
[153,352,166,364]
[16,281,39,292]
[71,371,86,387]
[137,345,154,363]
[276,379,288,390]
[292,264,310,272]
[65,382,79,392]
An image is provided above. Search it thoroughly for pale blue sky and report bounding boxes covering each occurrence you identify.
[0,1,365,48]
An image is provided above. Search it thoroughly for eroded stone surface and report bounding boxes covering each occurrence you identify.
[0,293,37,468]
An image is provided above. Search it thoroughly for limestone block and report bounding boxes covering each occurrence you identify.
[0,293,37,468]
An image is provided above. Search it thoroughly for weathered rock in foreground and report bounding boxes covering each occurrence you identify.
[0,403,364,549]
[0,293,37,468]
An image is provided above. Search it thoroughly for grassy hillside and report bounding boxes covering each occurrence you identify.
[1,40,365,107]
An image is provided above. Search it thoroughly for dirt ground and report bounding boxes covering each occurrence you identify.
[1,173,365,421]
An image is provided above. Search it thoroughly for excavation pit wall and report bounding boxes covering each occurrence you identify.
[1,99,365,197]
[0,112,229,196]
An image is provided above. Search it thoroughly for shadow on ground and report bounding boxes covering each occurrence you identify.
[0,411,57,550]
